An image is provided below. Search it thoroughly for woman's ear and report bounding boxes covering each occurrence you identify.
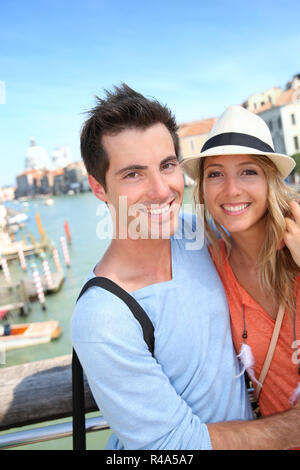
[88,174,107,202]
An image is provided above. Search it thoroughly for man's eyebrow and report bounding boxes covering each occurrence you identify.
[115,164,147,176]
[115,155,178,176]
[161,155,178,164]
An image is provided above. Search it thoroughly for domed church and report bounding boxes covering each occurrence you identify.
[25,137,52,171]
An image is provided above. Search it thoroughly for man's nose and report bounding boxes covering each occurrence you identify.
[147,172,170,201]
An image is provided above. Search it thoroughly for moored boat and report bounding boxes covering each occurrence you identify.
[43,198,54,206]
[0,320,61,351]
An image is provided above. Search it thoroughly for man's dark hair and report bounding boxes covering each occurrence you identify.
[80,83,179,190]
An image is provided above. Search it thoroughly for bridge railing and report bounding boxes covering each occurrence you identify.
[0,354,109,449]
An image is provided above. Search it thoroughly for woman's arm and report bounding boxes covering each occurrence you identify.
[283,200,300,267]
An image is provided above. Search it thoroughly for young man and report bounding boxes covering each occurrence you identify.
[71,84,300,450]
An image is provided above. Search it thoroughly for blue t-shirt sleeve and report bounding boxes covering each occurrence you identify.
[71,288,212,450]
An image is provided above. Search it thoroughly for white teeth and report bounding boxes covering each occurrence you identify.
[147,204,170,215]
[222,203,250,212]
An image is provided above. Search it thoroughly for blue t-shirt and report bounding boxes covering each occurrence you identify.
[71,214,253,450]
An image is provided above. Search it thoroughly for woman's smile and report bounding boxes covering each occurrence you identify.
[220,202,251,216]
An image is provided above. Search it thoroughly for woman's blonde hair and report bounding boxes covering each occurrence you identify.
[195,155,300,316]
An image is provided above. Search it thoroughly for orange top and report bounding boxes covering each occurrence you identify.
[209,240,300,417]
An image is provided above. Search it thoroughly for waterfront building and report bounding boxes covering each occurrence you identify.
[63,161,88,193]
[242,74,300,159]
[15,169,38,198]
[80,176,90,192]
[15,169,54,198]
[258,101,300,157]
[242,86,283,113]
[40,171,55,194]
[51,162,88,195]
[64,161,86,184]
[178,118,216,185]
[53,169,66,195]
[15,136,90,197]
[15,161,90,198]
[178,117,217,158]
[52,146,73,169]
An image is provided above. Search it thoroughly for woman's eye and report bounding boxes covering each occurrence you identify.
[242,169,257,176]
[207,171,222,178]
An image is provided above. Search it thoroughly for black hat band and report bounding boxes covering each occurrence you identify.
[201,132,274,154]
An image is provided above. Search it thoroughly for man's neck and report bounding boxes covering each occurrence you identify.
[94,238,173,292]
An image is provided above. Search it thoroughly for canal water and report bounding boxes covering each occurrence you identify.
[0,188,194,450]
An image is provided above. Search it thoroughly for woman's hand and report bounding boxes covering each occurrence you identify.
[283,200,300,267]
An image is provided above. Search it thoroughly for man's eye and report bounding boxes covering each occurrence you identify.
[124,171,139,179]
[162,162,177,171]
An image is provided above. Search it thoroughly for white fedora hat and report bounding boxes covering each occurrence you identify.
[180,105,296,180]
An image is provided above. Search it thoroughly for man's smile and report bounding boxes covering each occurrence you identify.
[131,197,178,217]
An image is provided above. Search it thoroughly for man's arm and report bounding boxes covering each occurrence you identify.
[71,292,213,450]
[207,402,300,450]
[76,322,300,450]
[72,291,300,450]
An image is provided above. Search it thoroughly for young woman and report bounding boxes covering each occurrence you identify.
[181,105,300,417]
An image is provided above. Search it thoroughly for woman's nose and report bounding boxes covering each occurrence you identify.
[224,175,242,197]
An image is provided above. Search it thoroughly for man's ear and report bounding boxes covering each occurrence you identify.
[88,174,107,202]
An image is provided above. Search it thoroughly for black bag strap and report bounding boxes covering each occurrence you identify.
[72,276,155,450]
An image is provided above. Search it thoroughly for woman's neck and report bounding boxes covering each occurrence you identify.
[229,224,266,268]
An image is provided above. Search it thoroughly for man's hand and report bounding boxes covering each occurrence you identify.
[283,200,300,267]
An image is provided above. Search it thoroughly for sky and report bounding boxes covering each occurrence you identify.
[0,0,299,186]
